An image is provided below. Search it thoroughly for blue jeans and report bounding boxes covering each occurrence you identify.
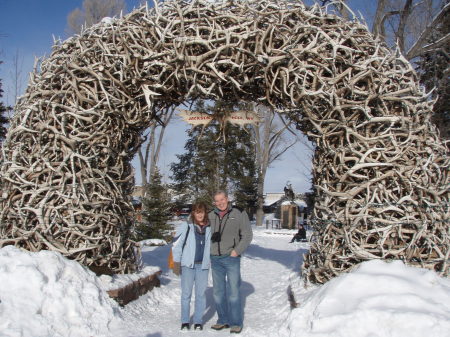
[210,255,242,327]
[181,264,209,324]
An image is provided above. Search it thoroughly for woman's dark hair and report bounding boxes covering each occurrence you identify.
[190,201,209,225]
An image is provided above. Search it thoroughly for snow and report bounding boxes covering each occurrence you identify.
[286,259,450,337]
[263,212,280,221]
[263,193,285,206]
[277,199,307,208]
[100,17,115,25]
[99,266,160,291]
[0,246,119,337]
[1,226,449,337]
[293,199,306,208]
[139,238,168,247]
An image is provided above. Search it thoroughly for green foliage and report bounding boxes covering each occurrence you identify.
[304,189,316,219]
[135,167,173,241]
[170,99,258,216]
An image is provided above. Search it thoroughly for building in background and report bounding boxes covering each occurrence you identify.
[263,192,309,229]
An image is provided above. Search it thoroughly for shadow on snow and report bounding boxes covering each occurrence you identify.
[244,241,309,272]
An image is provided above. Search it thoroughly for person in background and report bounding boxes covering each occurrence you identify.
[290,224,307,243]
[172,201,211,331]
[208,190,253,334]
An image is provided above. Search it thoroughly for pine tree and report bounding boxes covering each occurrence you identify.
[136,167,173,241]
[170,99,257,216]
[171,100,226,205]
[223,119,258,216]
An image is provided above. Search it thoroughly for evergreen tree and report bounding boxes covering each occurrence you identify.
[0,61,10,143]
[224,122,258,217]
[171,101,223,204]
[170,100,257,216]
[136,167,173,241]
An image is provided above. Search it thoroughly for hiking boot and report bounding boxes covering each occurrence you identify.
[230,326,243,334]
[194,324,203,331]
[211,323,230,330]
[180,323,190,331]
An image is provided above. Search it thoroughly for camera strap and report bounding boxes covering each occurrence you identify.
[182,225,190,252]
[216,212,230,256]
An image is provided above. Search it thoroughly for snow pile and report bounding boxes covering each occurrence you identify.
[288,260,450,337]
[139,238,167,247]
[263,213,279,221]
[0,246,120,337]
[99,265,160,291]
[1,231,449,337]
[100,16,115,25]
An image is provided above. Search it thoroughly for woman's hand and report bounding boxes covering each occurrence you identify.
[173,262,181,276]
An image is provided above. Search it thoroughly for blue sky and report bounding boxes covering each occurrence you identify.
[0,0,375,194]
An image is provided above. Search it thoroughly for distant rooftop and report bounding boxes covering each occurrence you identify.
[263,192,285,206]
[264,192,306,207]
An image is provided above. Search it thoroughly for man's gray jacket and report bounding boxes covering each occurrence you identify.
[208,205,253,256]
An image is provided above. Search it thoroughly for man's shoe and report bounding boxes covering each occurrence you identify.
[194,324,203,331]
[211,323,230,330]
[180,323,190,331]
[230,326,242,334]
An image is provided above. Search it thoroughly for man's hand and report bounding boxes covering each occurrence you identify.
[173,262,181,276]
[230,250,239,257]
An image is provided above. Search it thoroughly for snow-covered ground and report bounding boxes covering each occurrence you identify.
[111,226,308,337]
[0,246,119,337]
[1,225,449,337]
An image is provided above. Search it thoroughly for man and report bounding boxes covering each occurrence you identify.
[208,190,253,334]
[290,224,307,243]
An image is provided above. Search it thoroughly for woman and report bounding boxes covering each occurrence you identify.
[172,201,211,331]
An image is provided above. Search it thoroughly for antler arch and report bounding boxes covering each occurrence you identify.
[0,0,448,278]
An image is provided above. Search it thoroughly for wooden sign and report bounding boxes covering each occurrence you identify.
[178,109,260,127]
[224,110,261,126]
[178,109,214,127]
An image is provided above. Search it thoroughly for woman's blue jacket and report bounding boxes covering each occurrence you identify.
[172,221,211,270]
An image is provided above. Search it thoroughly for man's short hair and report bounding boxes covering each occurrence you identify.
[213,190,228,198]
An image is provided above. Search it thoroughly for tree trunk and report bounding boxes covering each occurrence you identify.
[372,0,388,38]
[396,0,414,53]
[138,123,155,189]
[252,104,297,226]
[255,169,266,227]
[138,107,175,194]
[149,107,175,179]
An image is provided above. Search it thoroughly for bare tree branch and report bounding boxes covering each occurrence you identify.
[373,0,389,38]
[396,0,414,53]
[406,2,450,59]
[66,0,126,36]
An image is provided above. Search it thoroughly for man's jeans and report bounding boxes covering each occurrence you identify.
[181,264,209,324]
[210,255,242,327]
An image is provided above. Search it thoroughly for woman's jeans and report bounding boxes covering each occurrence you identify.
[181,264,209,324]
[210,255,242,327]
